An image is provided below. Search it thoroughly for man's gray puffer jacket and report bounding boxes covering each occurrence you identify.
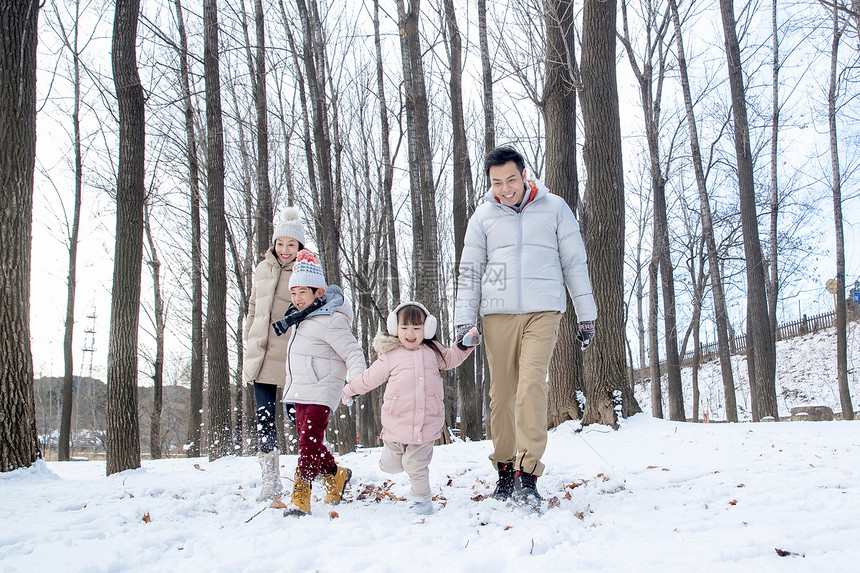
[454,178,597,326]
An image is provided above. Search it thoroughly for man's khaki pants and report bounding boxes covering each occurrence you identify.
[483,311,562,477]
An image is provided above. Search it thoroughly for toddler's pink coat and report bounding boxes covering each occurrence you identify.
[344,333,473,445]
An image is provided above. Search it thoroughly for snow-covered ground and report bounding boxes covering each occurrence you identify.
[2,324,859,572]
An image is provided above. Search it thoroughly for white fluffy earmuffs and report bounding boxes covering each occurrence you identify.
[386,301,438,340]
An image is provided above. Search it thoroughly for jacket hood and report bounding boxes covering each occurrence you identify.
[372,331,402,355]
[482,177,549,209]
[309,284,351,321]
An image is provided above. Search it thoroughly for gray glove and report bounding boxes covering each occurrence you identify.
[461,327,482,347]
[576,321,595,350]
[456,324,476,344]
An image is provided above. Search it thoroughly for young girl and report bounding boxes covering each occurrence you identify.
[342,302,481,514]
[243,207,305,501]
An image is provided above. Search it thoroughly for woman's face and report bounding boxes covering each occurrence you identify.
[274,237,300,264]
[397,316,425,351]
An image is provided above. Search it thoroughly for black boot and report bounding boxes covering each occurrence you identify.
[492,462,516,500]
[513,470,541,509]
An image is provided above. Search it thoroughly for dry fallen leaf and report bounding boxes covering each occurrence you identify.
[269,498,288,509]
[504,526,512,531]
[547,496,560,509]
[193,464,205,472]
[329,511,339,520]
[142,513,151,523]
[729,499,738,505]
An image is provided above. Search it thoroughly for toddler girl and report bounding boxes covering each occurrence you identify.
[342,302,480,514]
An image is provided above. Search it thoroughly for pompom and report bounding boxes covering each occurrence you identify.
[295,249,318,264]
[280,206,300,222]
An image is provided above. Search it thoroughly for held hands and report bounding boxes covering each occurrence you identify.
[456,324,482,347]
[461,327,482,347]
[341,391,354,407]
[576,321,595,350]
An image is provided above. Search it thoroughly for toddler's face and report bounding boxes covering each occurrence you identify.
[291,286,323,311]
[398,319,424,351]
[274,237,300,264]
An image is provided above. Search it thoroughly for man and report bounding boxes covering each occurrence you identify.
[454,146,596,508]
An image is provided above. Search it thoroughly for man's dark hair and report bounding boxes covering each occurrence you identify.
[484,146,525,177]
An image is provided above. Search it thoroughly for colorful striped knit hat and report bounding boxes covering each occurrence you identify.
[288,250,326,291]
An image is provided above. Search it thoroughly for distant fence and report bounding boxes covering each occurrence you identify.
[681,310,839,363]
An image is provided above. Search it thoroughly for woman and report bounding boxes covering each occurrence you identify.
[244,207,306,501]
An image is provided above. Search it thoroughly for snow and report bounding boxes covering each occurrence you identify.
[3,324,860,572]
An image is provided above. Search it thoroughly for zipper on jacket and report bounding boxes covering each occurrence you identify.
[285,324,297,394]
[516,210,523,313]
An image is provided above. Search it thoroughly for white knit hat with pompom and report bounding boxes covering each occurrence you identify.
[272,206,306,245]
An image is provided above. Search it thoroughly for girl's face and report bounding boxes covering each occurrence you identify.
[274,237,300,264]
[398,316,425,351]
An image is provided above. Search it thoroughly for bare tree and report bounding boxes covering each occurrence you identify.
[204,0,233,460]
[543,0,588,428]
[395,0,441,316]
[171,0,205,457]
[824,0,855,420]
[443,0,481,440]
[580,0,640,425]
[0,0,41,472]
[718,0,777,421]
[620,0,684,421]
[372,0,401,307]
[49,0,87,462]
[144,202,165,458]
[106,0,144,475]
[478,0,496,155]
[667,0,737,421]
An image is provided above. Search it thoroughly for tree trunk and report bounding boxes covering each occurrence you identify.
[0,0,41,472]
[172,0,205,456]
[580,0,640,426]
[648,259,663,418]
[827,5,854,421]
[396,0,441,316]
[544,0,586,429]
[768,0,779,346]
[619,0,682,421]
[478,0,496,155]
[718,0,777,421]
[667,0,737,422]
[106,0,144,475]
[144,205,164,459]
[254,0,272,258]
[373,0,400,306]
[203,0,233,459]
[444,0,480,441]
[59,0,84,462]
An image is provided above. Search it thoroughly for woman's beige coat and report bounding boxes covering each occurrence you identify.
[243,249,294,385]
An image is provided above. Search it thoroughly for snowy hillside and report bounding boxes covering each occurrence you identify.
[635,320,860,421]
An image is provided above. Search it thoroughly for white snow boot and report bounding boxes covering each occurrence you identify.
[256,449,284,502]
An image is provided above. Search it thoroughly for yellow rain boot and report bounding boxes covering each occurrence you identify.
[285,470,312,516]
[321,466,352,504]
